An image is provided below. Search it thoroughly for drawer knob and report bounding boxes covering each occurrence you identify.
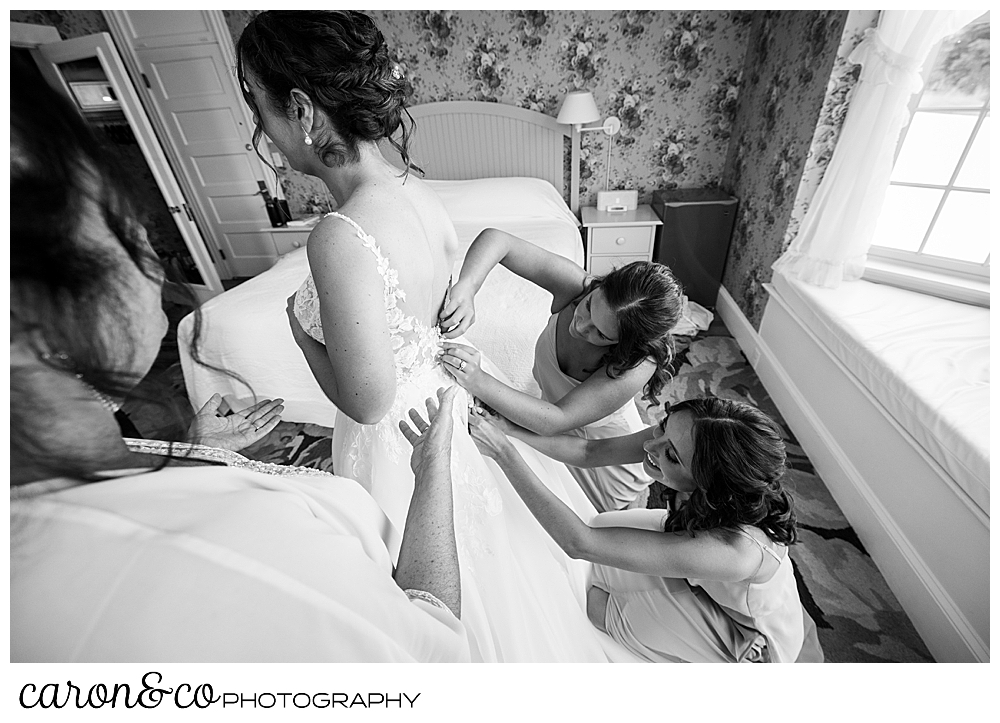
[292,241,301,248]
[615,237,626,245]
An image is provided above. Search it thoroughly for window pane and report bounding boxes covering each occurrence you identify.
[871,185,942,252]
[920,20,990,109]
[921,191,991,263]
[955,115,990,189]
[892,112,977,184]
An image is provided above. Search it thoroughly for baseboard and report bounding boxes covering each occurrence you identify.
[715,284,989,663]
[715,285,763,369]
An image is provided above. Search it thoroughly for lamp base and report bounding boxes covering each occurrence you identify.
[597,189,637,212]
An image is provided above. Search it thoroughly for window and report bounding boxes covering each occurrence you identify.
[865,13,990,306]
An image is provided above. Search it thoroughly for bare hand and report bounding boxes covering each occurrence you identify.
[468,406,513,461]
[438,280,476,338]
[470,402,514,435]
[187,394,283,452]
[440,342,486,393]
[399,386,459,479]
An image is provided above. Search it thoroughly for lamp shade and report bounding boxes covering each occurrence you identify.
[557,90,600,125]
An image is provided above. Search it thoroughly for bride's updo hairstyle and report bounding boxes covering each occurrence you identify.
[663,398,797,546]
[236,10,419,173]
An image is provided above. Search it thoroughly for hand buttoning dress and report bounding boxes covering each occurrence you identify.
[292,212,612,663]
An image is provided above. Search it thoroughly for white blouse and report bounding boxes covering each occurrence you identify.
[10,466,469,662]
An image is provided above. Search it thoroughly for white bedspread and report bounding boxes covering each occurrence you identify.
[179,177,583,425]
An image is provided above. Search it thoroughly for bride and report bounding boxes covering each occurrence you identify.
[236,10,614,662]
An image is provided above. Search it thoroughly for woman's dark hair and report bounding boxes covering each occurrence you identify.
[663,398,797,545]
[10,53,231,480]
[582,261,682,404]
[11,53,160,408]
[236,10,419,174]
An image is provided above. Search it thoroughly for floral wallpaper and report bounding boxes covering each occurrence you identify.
[10,8,109,38]
[719,10,849,329]
[223,10,755,217]
[17,9,856,328]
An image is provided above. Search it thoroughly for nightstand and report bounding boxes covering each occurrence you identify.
[580,205,662,276]
[269,226,313,257]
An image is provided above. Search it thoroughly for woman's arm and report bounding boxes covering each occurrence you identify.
[470,415,760,583]
[491,412,655,468]
[396,387,462,618]
[440,228,588,337]
[299,217,398,424]
[444,343,654,436]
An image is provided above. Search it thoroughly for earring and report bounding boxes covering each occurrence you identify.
[304,132,313,146]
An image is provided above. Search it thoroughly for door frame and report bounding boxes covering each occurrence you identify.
[11,22,225,301]
[103,10,280,280]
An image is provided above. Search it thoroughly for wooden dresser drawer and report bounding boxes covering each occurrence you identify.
[272,230,312,256]
[589,253,651,276]
[589,225,654,255]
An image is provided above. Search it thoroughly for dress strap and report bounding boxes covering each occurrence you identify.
[733,526,784,562]
[323,211,405,305]
[323,211,369,241]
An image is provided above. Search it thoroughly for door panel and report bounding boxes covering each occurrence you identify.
[34,32,223,300]
[135,41,276,277]
[118,10,215,49]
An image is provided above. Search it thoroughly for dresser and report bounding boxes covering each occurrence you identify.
[580,205,661,276]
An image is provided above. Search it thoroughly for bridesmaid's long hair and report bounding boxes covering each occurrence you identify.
[581,261,682,404]
[662,398,797,545]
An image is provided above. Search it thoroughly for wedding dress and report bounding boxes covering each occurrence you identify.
[293,212,611,662]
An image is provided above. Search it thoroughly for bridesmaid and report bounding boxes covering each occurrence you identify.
[469,397,822,663]
[440,227,682,512]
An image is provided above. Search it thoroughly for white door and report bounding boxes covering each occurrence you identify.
[33,32,224,301]
[107,10,280,278]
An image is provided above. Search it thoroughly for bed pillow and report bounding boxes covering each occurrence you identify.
[426,177,579,227]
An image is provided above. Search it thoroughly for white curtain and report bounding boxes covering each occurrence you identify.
[772,10,982,287]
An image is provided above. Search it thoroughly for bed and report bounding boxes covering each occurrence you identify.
[178,101,584,426]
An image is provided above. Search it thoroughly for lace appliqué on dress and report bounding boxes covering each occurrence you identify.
[293,212,447,477]
[451,458,503,567]
[292,211,444,388]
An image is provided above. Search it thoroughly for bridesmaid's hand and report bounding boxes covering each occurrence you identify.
[468,408,513,461]
[441,342,485,392]
[470,402,514,436]
[400,386,458,481]
[438,279,476,338]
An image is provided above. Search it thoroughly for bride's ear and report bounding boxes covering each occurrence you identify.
[289,88,316,136]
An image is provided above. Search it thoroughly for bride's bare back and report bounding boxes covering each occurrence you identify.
[297,168,459,423]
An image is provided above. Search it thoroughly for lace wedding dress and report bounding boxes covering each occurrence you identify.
[293,212,609,662]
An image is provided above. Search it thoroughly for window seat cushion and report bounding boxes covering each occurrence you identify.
[771,271,989,515]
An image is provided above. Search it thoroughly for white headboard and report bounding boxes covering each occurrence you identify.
[382,101,582,212]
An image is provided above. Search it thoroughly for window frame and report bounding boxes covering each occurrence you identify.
[864,13,990,305]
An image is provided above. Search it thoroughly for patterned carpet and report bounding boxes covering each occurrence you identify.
[234,324,934,663]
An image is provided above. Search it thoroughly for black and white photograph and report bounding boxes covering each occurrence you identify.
[8,6,990,708]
